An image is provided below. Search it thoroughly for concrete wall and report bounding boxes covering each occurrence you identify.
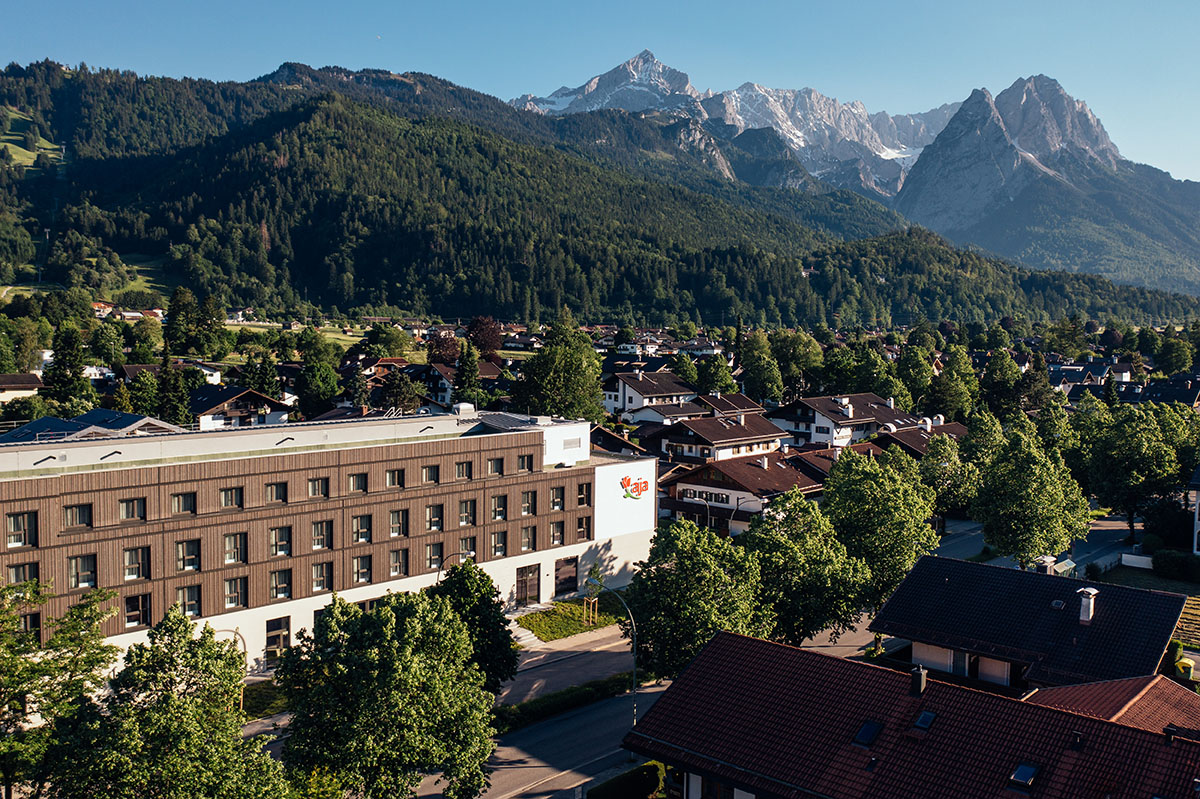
[1121,553,1154,569]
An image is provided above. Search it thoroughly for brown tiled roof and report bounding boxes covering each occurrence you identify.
[663,450,821,497]
[771,392,922,429]
[869,557,1186,686]
[624,633,1200,799]
[1026,674,1200,732]
[613,371,697,397]
[694,393,764,415]
[793,442,883,479]
[675,413,785,446]
[873,422,968,457]
[0,373,42,389]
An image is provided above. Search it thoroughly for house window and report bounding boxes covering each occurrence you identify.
[491,530,507,558]
[550,521,564,546]
[348,472,368,493]
[176,539,201,572]
[171,492,196,515]
[123,547,150,581]
[312,562,333,592]
[6,512,37,548]
[577,483,592,507]
[491,495,508,522]
[265,617,290,660]
[487,457,504,476]
[550,487,565,511]
[265,482,288,503]
[308,477,330,498]
[390,549,409,577]
[576,516,593,542]
[7,562,38,584]
[353,555,372,584]
[459,536,476,557]
[521,490,537,516]
[518,453,534,472]
[422,465,440,484]
[312,520,333,550]
[224,577,247,608]
[521,526,537,552]
[63,503,93,529]
[270,526,292,557]
[176,585,201,617]
[426,542,444,570]
[459,499,476,527]
[386,468,405,488]
[390,509,409,537]
[426,504,444,532]
[219,487,244,509]
[68,554,97,590]
[224,532,247,564]
[351,515,372,543]
[119,498,146,522]
[455,461,473,480]
[124,594,151,628]
[816,425,831,435]
[269,569,292,600]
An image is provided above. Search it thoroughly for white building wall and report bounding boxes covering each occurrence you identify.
[978,657,1011,686]
[540,420,590,468]
[912,642,953,673]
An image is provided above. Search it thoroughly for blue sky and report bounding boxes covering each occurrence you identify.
[7,0,1198,179]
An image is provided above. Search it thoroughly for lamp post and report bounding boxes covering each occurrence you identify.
[695,496,711,531]
[730,496,752,534]
[436,550,475,584]
[586,576,638,728]
[214,628,249,709]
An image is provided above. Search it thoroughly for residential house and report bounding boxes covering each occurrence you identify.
[0,373,42,404]
[872,421,968,458]
[766,393,923,447]
[623,392,763,426]
[189,385,291,430]
[590,425,651,458]
[638,413,785,464]
[601,371,698,417]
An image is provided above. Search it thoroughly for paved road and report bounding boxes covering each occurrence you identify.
[934,514,1133,569]
[499,625,632,705]
[418,685,666,799]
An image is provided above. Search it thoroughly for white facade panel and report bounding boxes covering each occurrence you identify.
[912,642,953,673]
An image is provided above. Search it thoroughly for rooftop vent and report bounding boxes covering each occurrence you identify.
[911,665,927,696]
[853,720,883,748]
[1035,555,1057,575]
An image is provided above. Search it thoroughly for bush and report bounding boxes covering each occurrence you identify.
[1143,497,1193,550]
[493,671,636,735]
[588,761,665,799]
[1142,534,1167,556]
[516,592,626,642]
[1152,549,1200,583]
[242,680,288,719]
[1168,638,1185,666]
[1085,561,1102,581]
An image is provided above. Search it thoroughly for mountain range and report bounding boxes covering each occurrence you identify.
[513,51,1200,294]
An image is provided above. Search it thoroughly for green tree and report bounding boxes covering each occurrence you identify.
[980,350,1022,418]
[164,287,200,354]
[960,410,1005,469]
[1091,404,1181,533]
[667,352,698,385]
[465,316,502,357]
[925,369,973,422]
[89,323,124,367]
[296,356,339,419]
[344,365,370,407]
[453,342,486,408]
[110,382,134,413]
[896,346,933,408]
[278,593,494,799]
[1018,353,1056,411]
[425,560,519,694]
[43,606,289,799]
[156,361,193,426]
[740,490,869,645]
[919,434,980,517]
[41,325,95,406]
[0,584,117,799]
[695,355,737,395]
[823,449,937,610]
[623,521,774,678]
[1064,393,1114,495]
[380,370,422,413]
[196,294,228,359]
[1158,337,1195,376]
[511,315,605,422]
[769,329,822,399]
[242,353,281,399]
[972,431,1091,566]
[128,370,160,417]
[739,331,783,403]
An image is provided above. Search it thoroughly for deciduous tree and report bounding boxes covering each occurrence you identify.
[695,355,736,395]
[511,315,605,422]
[425,561,518,694]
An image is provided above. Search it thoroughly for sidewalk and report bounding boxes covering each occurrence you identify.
[499,623,631,705]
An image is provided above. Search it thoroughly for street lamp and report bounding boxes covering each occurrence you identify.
[695,496,711,530]
[730,496,752,534]
[213,628,249,709]
[436,550,475,584]
[586,576,638,728]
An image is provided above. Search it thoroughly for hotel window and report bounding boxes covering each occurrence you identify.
[491,530,507,558]
[269,569,292,600]
[348,472,368,493]
[171,492,196,515]
[265,617,290,660]
[351,515,372,544]
[521,525,537,552]
[176,539,201,572]
[8,562,38,584]
[459,499,476,527]
[68,555,97,590]
[421,464,440,484]
[312,562,333,592]
[426,542,444,570]
[63,503,93,529]
[119,498,146,522]
[491,495,508,522]
[270,526,292,557]
[124,594,151,628]
[426,504,444,532]
[224,577,247,609]
[487,457,504,476]
[6,511,37,548]
[455,461,473,480]
[265,481,288,503]
[219,487,244,509]
[353,555,372,584]
[550,487,565,511]
[386,468,405,488]
[312,520,333,550]
[176,585,201,617]
[19,613,41,639]
[224,532,247,564]
[576,516,593,542]
[390,548,409,577]
[390,509,409,537]
[521,490,537,516]
[123,547,150,581]
[551,521,564,546]
[577,483,592,507]
[459,536,476,557]
[518,453,534,472]
[308,477,330,498]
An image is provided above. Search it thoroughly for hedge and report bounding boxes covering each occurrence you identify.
[493,671,637,735]
[588,761,666,799]
[1152,549,1200,583]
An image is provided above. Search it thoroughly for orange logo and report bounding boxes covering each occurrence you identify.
[621,475,650,500]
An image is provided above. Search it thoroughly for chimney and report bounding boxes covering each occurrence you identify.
[781,443,790,455]
[635,369,643,381]
[737,413,745,425]
[887,396,895,409]
[1077,587,1099,625]
[1035,554,1057,574]
[713,390,721,399]
[759,455,768,469]
[831,447,841,462]
[933,414,945,426]
[919,417,932,432]
[844,403,854,418]
[911,665,927,696]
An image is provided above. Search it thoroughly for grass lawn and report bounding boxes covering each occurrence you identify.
[1099,566,1200,648]
[2,107,63,173]
[242,680,288,719]
[120,253,180,299]
[516,592,625,642]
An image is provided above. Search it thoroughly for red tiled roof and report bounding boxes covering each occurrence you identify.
[613,371,697,397]
[1027,674,1200,732]
[873,422,968,457]
[624,633,1200,799]
[663,450,821,497]
[793,442,883,479]
[675,413,784,446]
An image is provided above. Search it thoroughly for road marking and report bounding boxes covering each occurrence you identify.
[488,748,622,799]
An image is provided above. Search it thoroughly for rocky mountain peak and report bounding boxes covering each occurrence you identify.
[510,49,699,116]
[993,75,1120,167]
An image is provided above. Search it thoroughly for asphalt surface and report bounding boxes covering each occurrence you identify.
[499,625,632,705]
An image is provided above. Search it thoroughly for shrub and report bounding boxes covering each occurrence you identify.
[493,671,636,735]
[1168,638,1185,666]
[1142,534,1166,556]
[1152,549,1200,583]
[1142,497,1193,550]
[588,761,665,799]
[1085,561,1102,581]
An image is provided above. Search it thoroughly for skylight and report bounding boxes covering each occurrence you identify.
[1009,763,1039,790]
[914,710,936,730]
[853,720,883,747]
